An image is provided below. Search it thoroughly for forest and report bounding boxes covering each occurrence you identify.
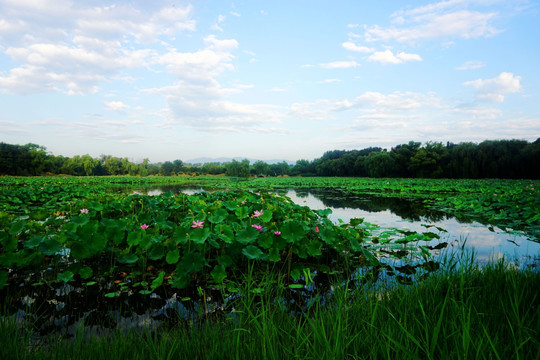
[1,138,539,179]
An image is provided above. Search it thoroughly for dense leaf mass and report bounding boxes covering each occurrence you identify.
[2,138,539,178]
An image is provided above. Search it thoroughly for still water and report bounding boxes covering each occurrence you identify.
[135,186,540,267]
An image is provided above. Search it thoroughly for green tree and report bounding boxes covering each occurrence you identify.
[365,151,396,178]
[226,159,250,177]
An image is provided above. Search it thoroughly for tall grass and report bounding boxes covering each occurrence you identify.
[1,255,539,360]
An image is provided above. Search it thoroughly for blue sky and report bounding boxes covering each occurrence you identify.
[1,0,539,162]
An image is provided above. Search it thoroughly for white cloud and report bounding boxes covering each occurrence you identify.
[104,101,130,111]
[362,1,500,44]
[367,49,422,64]
[342,41,373,53]
[211,14,226,32]
[0,2,195,95]
[456,60,485,70]
[320,60,360,69]
[464,72,522,103]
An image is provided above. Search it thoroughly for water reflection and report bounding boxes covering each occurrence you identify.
[280,189,540,267]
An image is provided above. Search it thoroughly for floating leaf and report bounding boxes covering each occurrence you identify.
[315,209,332,218]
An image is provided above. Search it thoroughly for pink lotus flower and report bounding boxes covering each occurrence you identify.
[252,224,263,231]
[192,220,204,228]
[274,231,281,236]
[315,226,319,232]
[80,208,89,214]
[140,224,149,230]
[252,210,263,218]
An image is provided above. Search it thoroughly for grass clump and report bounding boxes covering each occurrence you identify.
[1,256,539,360]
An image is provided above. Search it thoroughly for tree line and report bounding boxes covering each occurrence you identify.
[1,139,539,179]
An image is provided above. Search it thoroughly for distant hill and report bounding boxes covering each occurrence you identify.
[186,157,295,165]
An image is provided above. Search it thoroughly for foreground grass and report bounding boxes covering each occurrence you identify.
[2,258,539,360]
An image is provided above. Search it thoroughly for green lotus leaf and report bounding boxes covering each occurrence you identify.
[217,224,234,244]
[190,227,210,244]
[268,247,280,262]
[209,208,228,224]
[316,208,332,218]
[57,271,74,283]
[39,238,62,256]
[29,209,49,221]
[1,233,17,252]
[127,231,142,246]
[8,221,25,235]
[236,227,259,244]
[148,244,165,260]
[24,235,44,249]
[151,271,165,291]
[211,264,227,283]
[178,252,206,273]
[173,226,189,245]
[319,227,339,245]
[306,240,322,257]
[118,253,139,264]
[280,220,304,243]
[235,206,250,219]
[71,215,89,226]
[259,210,273,222]
[242,245,265,260]
[166,249,180,264]
[217,254,233,267]
[79,266,93,279]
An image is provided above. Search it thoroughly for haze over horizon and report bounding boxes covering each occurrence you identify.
[1,0,539,163]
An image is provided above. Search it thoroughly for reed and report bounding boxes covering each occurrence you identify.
[1,255,539,360]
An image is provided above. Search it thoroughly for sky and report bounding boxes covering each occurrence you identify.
[1,0,539,163]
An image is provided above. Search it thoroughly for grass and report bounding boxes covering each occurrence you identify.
[1,255,539,360]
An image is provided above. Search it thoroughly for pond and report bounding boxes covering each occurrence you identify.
[129,185,540,268]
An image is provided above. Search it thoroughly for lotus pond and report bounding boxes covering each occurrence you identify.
[0,176,539,338]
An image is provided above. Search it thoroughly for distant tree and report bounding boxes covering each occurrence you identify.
[269,161,291,176]
[252,160,270,176]
[226,159,250,177]
[365,151,396,178]
[161,161,175,176]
